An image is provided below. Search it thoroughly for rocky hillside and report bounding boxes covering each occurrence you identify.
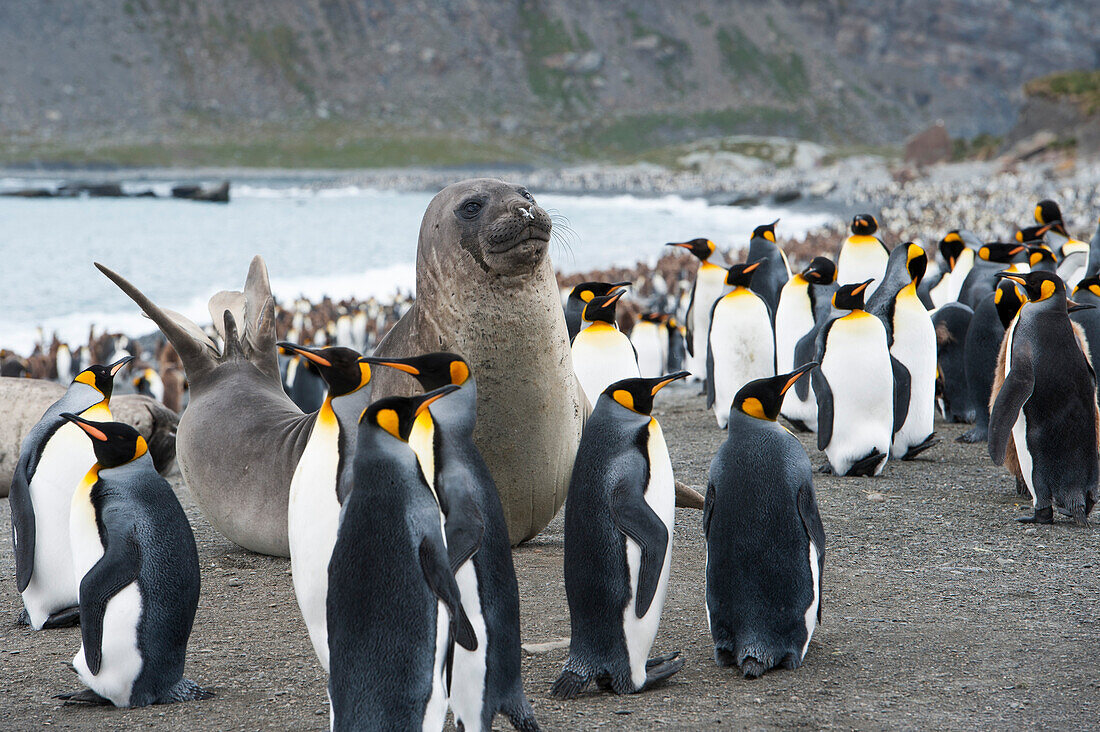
[1,0,1098,166]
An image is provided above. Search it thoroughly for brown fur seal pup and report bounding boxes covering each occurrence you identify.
[0,378,177,497]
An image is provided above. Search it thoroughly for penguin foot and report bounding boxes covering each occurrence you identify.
[902,436,939,460]
[1017,506,1054,525]
[158,678,214,703]
[739,657,769,679]
[784,418,812,433]
[646,651,680,668]
[817,463,835,475]
[955,427,987,444]
[55,689,112,706]
[845,450,886,477]
[641,651,683,691]
[41,607,80,629]
[550,670,591,700]
[714,648,738,667]
[16,609,29,626]
[502,697,540,732]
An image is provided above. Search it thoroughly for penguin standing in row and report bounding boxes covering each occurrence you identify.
[279,343,373,673]
[956,243,1027,310]
[1035,199,1090,291]
[1071,275,1100,410]
[705,364,825,678]
[746,220,791,325]
[990,271,1099,525]
[836,214,889,300]
[958,281,1024,443]
[58,414,209,707]
[564,281,630,343]
[931,302,974,422]
[631,313,669,378]
[572,289,640,405]
[707,262,774,429]
[327,387,476,731]
[552,372,689,699]
[10,356,132,630]
[363,353,538,732]
[777,257,837,431]
[814,281,897,476]
[866,243,936,460]
[667,238,726,382]
[665,316,687,374]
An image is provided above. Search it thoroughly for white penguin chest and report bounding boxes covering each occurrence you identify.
[630,322,665,378]
[572,323,640,402]
[70,477,106,591]
[775,281,813,371]
[838,239,888,297]
[29,424,94,578]
[821,314,893,452]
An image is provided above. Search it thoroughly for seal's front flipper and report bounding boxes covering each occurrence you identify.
[641,652,683,690]
[55,688,111,706]
[42,607,80,629]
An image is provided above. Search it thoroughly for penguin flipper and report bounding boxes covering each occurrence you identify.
[444,490,484,574]
[79,533,142,676]
[797,484,826,622]
[418,538,477,652]
[890,356,911,435]
[610,480,669,619]
[9,457,36,594]
[812,367,834,452]
[988,349,1034,466]
[702,482,716,538]
[685,280,696,357]
[792,330,818,401]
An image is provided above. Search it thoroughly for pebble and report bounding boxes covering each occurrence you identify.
[227,578,242,587]
[522,638,570,654]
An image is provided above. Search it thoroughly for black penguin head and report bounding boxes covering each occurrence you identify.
[359,385,460,441]
[903,243,928,284]
[360,352,471,391]
[605,371,690,416]
[995,271,1076,308]
[938,232,966,270]
[1027,244,1057,271]
[1034,199,1064,228]
[638,312,665,325]
[61,413,147,469]
[666,238,716,262]
[1075,275,1100,300]
[72,356,133,400]
[568,280,631,307]
[851,214,879,236]
[724,261,762,287]
[1016,225,1045,245]
[993,280,1026,329]
[977,243,1027,264]
[733,362,818,421]
[581,289,625,325]
[801,257,837,285]
[832,280,874,310]
[277,342,371,397]
[751,219,779,243]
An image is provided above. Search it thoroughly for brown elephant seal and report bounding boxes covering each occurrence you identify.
[0,378,178,497]
[369,179,586,544]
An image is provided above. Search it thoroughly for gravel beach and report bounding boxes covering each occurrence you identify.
[2,384,1098,730]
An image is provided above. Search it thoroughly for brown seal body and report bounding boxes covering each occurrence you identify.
[0,378,178,497]
[370,179,585,544]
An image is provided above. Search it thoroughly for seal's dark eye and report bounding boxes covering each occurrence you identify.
[520,189,534,202]
[460,200,482,219]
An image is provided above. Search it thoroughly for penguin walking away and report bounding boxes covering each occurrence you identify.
[631,313,669,378]
[746,220,791,324]
[328,387,477,732]
[813,280,900,476]
[363,353,539,732]
[866,243,937,459]
[958,281,1024,443]
[9,356,132,630]
[56,414,210,707]
[836,214,889,299]
[551,372,690,699]
[989,271,1099,525]
[571,289,640,405]
[565,281,630,343]
[707,261,774,429]
[279,343,373,673]
[931,303,974,423]
[705,364,825,678]
[667,238,726,382]
[776,257,837,432]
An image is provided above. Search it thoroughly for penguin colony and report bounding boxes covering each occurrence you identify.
[7,194,1100,728]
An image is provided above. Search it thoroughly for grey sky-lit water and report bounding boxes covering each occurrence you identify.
[1,183,829,352]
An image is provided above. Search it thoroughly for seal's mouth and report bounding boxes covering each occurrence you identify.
[487,225,552,254]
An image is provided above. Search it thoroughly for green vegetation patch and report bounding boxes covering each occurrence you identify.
[1025,70,1100,114]
[717,25,808,99]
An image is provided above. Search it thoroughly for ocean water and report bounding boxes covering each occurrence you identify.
[0,180,830,353]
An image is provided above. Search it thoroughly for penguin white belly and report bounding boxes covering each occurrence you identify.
[450,560,488,732]
[22,425,93,628]
[622,420,675,690]
[287,413,342,672]
[689,270,727,381]
[73,581,144,707]
[837,243,888,298]
[929,272,953,309]
[423,599,449,732]
[571,325,640,404]
[1002,322,1037,503]
[630,323,664,378]
[890,292,937,457]
[775,284,817,427]
[801,541,821,660]
[944,254,974,303]
[710,294,775,428]
[821,315,893,475]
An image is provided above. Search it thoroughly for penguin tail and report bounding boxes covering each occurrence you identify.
[502,695,540,732]
[845,450,886,477]
[549,668,591,700]
[159,678,215,704]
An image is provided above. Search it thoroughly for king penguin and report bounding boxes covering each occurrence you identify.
[957,280,1025,443]
[836,214,889,299]
[630,313,670,378]
[927,231,975,308]
[361,352,539,732]
[746,220,792,325]
[776,257,837,432]
[9,356,132,630]
[705,363,825,678]
[327,387,477,732]
[866,243,937,460]
[1035,199,1091,291]
[1071,275,1100,411]
[551,371,690,699]
[707,261,774,429]
[956,243,1028,310]
[667,238,726,382]
[813,280,899,476]
[278,342,373,673]
[57,414,210,707]
[565,281,631,343]
[571,289,641,404]
[989,271,1099,525]
[931,302,974,423]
